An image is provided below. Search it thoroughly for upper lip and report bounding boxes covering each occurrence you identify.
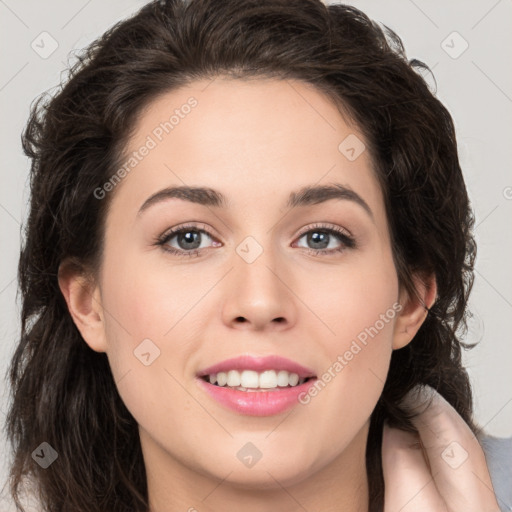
[197,355,317,379]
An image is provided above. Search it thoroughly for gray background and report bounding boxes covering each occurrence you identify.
[1,0,511,509]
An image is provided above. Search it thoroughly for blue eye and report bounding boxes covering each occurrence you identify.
[155,222,356,258]
[294,223,355,255]
[156,224,218,258]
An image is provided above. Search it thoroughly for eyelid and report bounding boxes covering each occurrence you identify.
[155,221,356,256]
[295,222,354,240]
[158,222,219,241]
[159,221,354,242]
[154,222,220,258]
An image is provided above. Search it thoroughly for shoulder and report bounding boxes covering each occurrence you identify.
[478,432,512,512]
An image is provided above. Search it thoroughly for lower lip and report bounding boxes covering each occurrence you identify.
[196,377,317,416]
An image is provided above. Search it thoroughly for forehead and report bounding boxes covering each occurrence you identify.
[108,77,385,223]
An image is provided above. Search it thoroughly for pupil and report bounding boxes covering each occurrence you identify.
[177,230,330,251]
[179,231,201,250]
[309,231,328,249]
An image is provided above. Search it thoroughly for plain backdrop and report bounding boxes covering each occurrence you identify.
[1,0,511,509]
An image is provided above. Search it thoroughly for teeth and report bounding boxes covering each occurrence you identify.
[205,369,307,389]
[227,370,241,387]
[277,370,290,387]
[216,372,227,387]
[259,370,277,388]
[240,370,259,388]
[289,372,299,386]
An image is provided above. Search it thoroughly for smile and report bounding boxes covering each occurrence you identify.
[201,369,310,390]
[196,377,317,416]
[196,355,318,416]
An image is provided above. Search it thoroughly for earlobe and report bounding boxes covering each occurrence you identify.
[58,259,107,353]
[392,273,437,351]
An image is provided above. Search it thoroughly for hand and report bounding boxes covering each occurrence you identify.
[381,384,502,512]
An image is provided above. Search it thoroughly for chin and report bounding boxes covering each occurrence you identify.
[213,463,316,491]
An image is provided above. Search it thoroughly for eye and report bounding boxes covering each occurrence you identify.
[294,223,356,256]
[155,223,220,258]
[154,222,356,258]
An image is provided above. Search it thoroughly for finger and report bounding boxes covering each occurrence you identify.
[382,422,447,512]
[400,385,501,512]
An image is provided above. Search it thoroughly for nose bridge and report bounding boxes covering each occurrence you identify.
[221,232,297,329]
[234,232,284,300]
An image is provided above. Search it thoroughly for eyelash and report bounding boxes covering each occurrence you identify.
[154,222,356,258]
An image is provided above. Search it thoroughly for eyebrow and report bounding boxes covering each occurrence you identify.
[137,183,373,219]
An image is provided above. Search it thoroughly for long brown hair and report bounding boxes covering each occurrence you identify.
[5,1,479,510]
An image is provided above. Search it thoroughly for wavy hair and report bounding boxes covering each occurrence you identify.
[5,0,479,510]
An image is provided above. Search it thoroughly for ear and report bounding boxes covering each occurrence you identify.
[392,273,437,350]
[58,259,107,353]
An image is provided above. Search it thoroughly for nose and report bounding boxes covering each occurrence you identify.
[221,241,298,332]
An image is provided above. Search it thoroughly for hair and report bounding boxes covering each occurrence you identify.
[4,0,481,510]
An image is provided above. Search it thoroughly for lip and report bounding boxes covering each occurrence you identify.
[196,377,318,416]
[196,355,317,416]
[197,355,316,379]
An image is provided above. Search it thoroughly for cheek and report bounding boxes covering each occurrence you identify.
[256,267,399,476]
[295,257,398,428]
[98,258,201,433]
[332,270,398,370]
[98,247,218,401]
[100,249,203,343]
[307,254,399,357]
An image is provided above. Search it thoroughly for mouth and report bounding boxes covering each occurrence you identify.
[199,370,314,391]
[196,355,317,416]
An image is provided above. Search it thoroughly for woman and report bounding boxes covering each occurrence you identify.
[4,0,506,510]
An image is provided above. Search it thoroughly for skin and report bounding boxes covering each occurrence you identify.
[59,77,499,511]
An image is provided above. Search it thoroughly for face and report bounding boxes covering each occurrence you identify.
[72,77,416,499]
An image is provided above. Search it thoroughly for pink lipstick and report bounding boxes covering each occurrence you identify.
[196,355,317,416]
